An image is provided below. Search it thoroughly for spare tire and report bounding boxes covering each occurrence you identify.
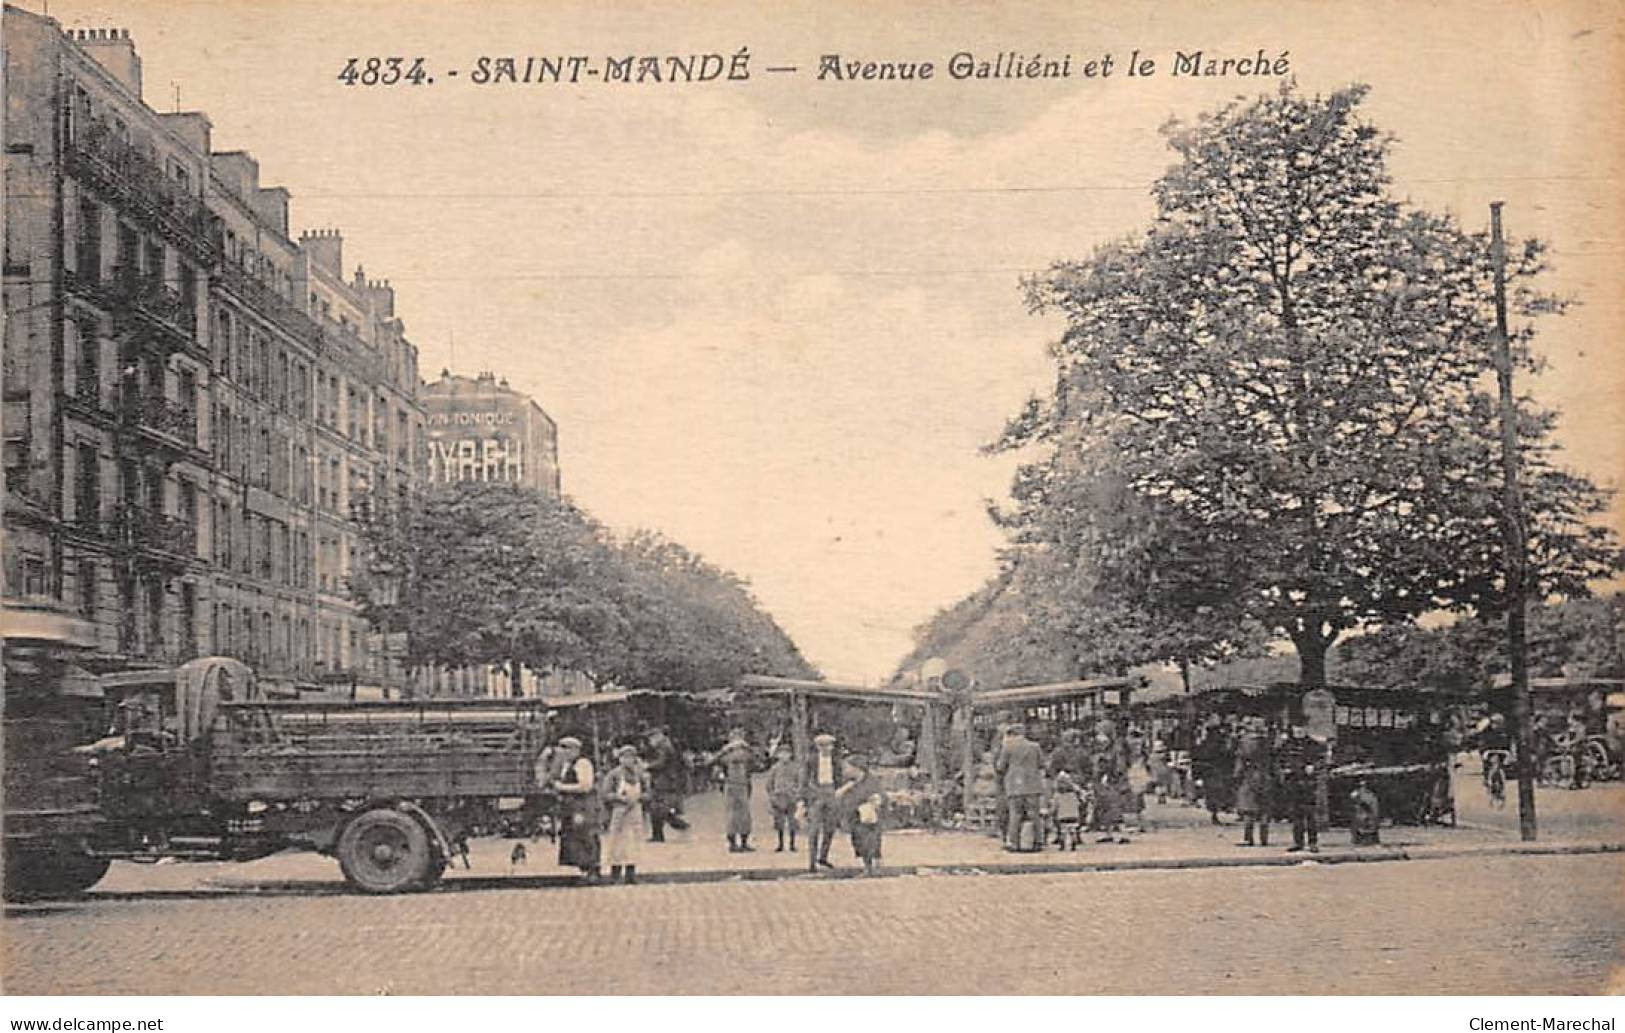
[336,809,433,894]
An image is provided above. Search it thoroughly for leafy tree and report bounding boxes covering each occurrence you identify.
[1001,83,1622,687]
[611,530,818,690]
[355,485,817,695]
[1334,591,1625,691]
[892,565,1081,689]
[354,480,629,692]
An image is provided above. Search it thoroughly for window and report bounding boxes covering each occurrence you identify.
[145,578,165,657]
[144,239,164,289]
[116,224,139,290]
[75,443,100,525]
[76,196,101,283]
[218,404,232,468]
[179,583,196,659]
[76,324,99,403]
[176,368,196,420]
[178,480,197,551]
[77,558,97,619]
[179,263,197,329]
[216,498,231,567]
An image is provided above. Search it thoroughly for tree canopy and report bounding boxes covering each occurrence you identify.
[354,481,816,694]
[997,83,1621,686]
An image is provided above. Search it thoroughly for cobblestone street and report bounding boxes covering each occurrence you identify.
[6,853,1621,995]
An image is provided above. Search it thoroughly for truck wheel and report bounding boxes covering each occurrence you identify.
[336,809,432,894]
[4,849,111,901]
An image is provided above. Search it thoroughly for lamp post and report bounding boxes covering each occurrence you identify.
[1489,201,1537,842]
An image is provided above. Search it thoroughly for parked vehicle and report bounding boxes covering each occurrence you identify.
[5,640,551,899]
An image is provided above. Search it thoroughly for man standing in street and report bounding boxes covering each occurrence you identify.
[642,727,688,842]
[716,729,756,853]
[996,721,1044,852]
[803,732,843,871]
[1233,716,1274,847]
[1277,723,1321,853]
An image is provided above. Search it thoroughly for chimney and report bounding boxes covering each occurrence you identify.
[299,228,343,276]
[256,186,290,237]
[74,27,142,97]
[158,112,212,157]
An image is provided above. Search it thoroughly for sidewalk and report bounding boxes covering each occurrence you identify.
[91,770,1625,895]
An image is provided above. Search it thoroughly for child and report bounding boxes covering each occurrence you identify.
[1050,771,1083,850]
[766,743,804,852]
[836,753,883,876]
[1350,778,1381,846]
[852,794,883,875]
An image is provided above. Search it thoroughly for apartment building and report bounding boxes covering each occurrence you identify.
[2,7,423,695]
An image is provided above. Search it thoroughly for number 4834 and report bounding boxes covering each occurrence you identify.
[337,58,431,86]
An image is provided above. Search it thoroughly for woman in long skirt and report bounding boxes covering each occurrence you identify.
[602,746,646,883]
[550,736,602,881]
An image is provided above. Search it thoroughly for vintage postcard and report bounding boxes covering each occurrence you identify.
[2,0,1622,1001]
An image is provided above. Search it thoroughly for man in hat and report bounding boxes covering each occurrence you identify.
[765,742,804,852]
[1276,722,1321,853]
[714,729,756,852]
[546,736,603,882]
[803,732,843,871]
[996,720,1044,851]
[642,727,688,841]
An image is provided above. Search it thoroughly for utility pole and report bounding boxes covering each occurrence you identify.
[1490,201,1537,841]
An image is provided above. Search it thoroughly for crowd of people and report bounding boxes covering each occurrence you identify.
[968,711,1423,855]
[530,725,890,883]
[529,693,1619,884]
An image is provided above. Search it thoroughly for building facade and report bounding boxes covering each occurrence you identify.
[419,369,560,495]
[2,7,423,696]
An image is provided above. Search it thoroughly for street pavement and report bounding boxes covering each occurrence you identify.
[6,760,1621,995]
[5,854,1621,994]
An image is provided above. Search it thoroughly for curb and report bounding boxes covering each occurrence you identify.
[76,838,1616,899]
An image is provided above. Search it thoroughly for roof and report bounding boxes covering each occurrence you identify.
[971,676,1145,710]
[737,675,942,705]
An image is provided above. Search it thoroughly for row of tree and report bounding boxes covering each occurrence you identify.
[355,480,816,694]
[903,83,1621,690]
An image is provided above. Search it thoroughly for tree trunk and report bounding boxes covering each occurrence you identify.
[1178,657,1192,694]
[1292,630,1331,688]
[510,656,523,698]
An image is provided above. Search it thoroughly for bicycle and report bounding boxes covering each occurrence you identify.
[1583,735,1620,783]
[1481,748,1511,808]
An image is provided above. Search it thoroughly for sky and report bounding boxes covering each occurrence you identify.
[29,0,1624,682]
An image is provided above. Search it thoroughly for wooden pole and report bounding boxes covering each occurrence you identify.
[1490,201,1538,841]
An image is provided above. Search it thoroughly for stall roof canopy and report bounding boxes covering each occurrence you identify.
[1186,682,1477,707]
[1492,675,1625,695]
[972,676,1146,711]
[737,674,942,705]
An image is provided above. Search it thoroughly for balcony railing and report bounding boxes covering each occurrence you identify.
[215,261,325,348]
[316,316,386,382]
[116,505,197,560]
[65,123,216,262]
[106,269,198,338]
[121,394,198,448]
